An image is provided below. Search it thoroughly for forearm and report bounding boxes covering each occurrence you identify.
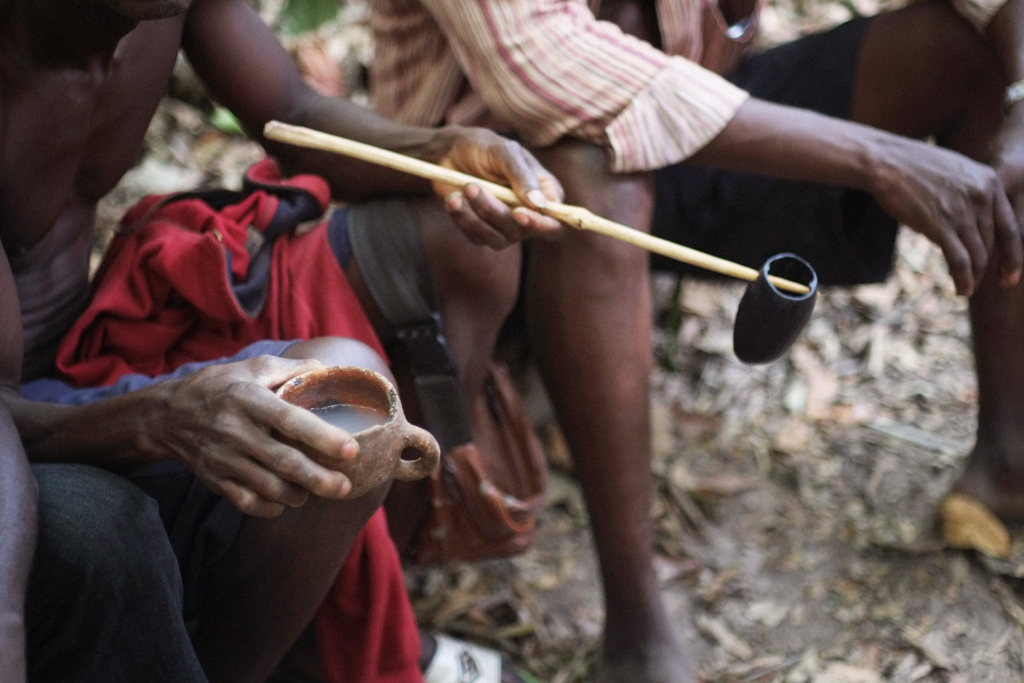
[0,406,37,683]
[687,98,896,192]
[183,0,458,199]
[693,97,1023,295]
[265,90,450,198]
[1,389,151,470]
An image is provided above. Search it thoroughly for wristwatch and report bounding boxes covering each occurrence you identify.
[1005,78,1024,114]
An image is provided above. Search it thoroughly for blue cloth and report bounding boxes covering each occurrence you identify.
[22,339,296,404]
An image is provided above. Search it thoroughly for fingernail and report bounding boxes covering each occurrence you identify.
[513,209,531,226]
[341,439,359,460]
[464,183,480,199]
[527,189,547,208]
[447,192,463,210]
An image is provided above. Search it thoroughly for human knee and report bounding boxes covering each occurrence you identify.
[440,253,519,322]
[876,2,1001,100]
[925,3,1001,94]
[413,198,522,314]
[285,337,390,377]
[534,139,654,230]
[300,480,390,540]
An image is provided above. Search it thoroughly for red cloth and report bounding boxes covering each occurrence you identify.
[54,159,422,683]
[56,159,384,384]
[317,508,424,683]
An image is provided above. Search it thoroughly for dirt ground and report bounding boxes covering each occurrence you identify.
[406,232,1024,683]
[94,0,1024,680]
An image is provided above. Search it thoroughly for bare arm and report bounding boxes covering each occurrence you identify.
[0,244,36,683]
[3,354,369,518]
[0,0,514,527]
[181,0,563,249]
[689,98,1023,296]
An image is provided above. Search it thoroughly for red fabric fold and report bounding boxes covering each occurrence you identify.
[54,159,421,683]
[317,508,424,683]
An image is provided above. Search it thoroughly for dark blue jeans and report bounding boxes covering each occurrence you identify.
[25,464,208,683]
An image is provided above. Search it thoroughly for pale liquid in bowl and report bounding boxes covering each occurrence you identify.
[312,404,388,434]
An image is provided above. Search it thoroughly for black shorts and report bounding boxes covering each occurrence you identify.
[21,339,298,619]
[650,16,899,285]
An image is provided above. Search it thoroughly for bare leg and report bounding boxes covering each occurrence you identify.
[528,141,689,683]
[852,2,1003,152]
[194,337,393,683]
[413,199,523,483]
[343,182,677,677]
[957,267,1024,522]
[348,199,527,683]
[850,4,1024,520]
[346,198,523,550]
[374,158,680,682]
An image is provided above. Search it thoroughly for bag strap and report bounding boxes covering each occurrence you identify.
[347,199,473,453]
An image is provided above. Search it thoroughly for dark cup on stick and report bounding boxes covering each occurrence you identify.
[733,253,818,365]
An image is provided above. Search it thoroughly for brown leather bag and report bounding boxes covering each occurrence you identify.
[347,199,547,565]
[414,362,548,564]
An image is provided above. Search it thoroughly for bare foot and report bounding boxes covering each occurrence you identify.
[951,445,1024,524]
[594,628,698,683]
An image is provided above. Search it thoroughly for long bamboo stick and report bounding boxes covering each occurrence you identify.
[263,121,812,295]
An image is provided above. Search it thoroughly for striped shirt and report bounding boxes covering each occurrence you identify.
[369,0,1009,173]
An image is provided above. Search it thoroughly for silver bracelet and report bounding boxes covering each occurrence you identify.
[1005,78,1024,114]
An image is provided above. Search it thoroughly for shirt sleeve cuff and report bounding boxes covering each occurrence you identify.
[605,57,750,173]
[948,0,1008,32]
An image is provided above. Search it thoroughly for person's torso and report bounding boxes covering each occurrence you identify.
[0,16,186,378]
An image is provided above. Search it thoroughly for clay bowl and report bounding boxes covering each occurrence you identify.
[276,366,440,498]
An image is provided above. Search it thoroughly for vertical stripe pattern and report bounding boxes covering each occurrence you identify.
[370,0,1007,171]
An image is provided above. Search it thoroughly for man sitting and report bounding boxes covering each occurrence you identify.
[367,0,1024,680]
[0,1,561,681]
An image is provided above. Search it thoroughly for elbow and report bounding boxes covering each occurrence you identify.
[253,87,322,169]
[239,78,319,148]
[268,82,321,132]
